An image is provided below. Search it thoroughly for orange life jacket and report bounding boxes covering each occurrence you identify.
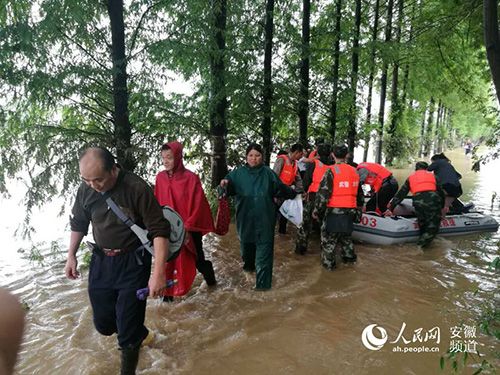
[327,164,359,208]
[408,170,437,194]
[277,154,297,186]
[308,150,317,159]
[308,159,330,193]
[356,162,392,192]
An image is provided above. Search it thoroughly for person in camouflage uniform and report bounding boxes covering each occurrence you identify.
[312,145,364,270]
[387,161,445,248]
[295,143,334,255]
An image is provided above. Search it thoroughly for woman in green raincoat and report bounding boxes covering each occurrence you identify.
[220,143,296,290]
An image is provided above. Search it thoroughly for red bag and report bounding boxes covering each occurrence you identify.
[214,197,230,235]
[162,234,197,297]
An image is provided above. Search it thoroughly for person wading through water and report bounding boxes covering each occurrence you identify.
[65,147,170,374]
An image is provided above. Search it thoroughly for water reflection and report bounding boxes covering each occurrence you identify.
[2,149,499,374]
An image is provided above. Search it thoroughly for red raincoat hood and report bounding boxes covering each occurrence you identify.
[155,141,214,234]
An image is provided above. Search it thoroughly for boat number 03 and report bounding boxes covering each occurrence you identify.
[360,216,377,227]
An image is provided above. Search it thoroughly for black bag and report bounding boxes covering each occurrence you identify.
[326,214,353,234]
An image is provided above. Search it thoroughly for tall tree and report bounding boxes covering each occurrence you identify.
[484,0,500,104]
[423,97,435,157]
[209,0,229,187]
[298,0,311,146]
[262,0,275,165]
[418,106,427,157]
[346,0,361,153]
[106,0,134,171]
[328,0,342,143]
[362,0,381,162]
[375,0,394,163]
[385,0,404,166]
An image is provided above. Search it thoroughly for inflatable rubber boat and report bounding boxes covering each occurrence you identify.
[352,199,499,245]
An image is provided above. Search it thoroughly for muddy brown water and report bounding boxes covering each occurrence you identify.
[2,149,499,374]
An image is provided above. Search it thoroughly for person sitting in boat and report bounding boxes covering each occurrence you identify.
[356,162,399,214]
[295,143,334,255]
[312,144,364,270]
[273,143,305,234]
[386,161,445,248]
[428,153,462,214]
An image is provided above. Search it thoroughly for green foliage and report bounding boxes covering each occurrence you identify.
[0,0,499,228]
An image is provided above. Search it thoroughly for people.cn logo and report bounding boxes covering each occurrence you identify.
[361,324,388,351]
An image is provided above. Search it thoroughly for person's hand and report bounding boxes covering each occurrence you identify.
[383,209,393,217]
[312,211,319,221]
[218,179,229,198]
[148,271,166,299]
[64,255,80,279]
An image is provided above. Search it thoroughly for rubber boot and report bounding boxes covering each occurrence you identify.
[120,346,140,375]
[202,260,217,286]
[295,244,307,255]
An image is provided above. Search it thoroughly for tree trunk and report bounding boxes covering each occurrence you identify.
[400,0,417,107]
[375,0,394,163]
[209,0,229,187]
[106,0,134,171]
[347,0,361,154]
[419,106,427,157]
[385,0,404,166]
[363,0,380,162]
[298,0,311,146]
[423,97,435,157]
[433,101,442,154]
[262,0,275,165]
[484,0,500,104]
[437,106,446,153]
[329,0,342,143]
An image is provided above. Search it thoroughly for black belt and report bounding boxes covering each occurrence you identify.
[102,248,127,256]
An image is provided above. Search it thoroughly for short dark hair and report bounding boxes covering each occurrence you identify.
[317,143,331,158]
[315,138,325,146]
[246,143,263,156]
[161,143,171,151]
[290,143,304,153]
[80,147,115,172]
[415,161,429,170]
[431,152,449,162]
[333,144,348,158]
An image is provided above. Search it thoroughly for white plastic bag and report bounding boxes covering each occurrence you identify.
[279,195,303,227]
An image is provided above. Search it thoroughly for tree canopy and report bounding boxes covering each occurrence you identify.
[0,0,499,218]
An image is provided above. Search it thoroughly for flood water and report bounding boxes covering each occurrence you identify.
[1,149,499,374]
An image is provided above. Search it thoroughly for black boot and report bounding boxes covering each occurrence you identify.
[295,244,307,255]
[120,346,140,375]
[202,261,217,286]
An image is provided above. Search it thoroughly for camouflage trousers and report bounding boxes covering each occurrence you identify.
[413,193,442,248]
[295,200,314,253]
[319,208,358,270]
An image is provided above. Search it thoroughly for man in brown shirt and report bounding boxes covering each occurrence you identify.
[64,147,170,374]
